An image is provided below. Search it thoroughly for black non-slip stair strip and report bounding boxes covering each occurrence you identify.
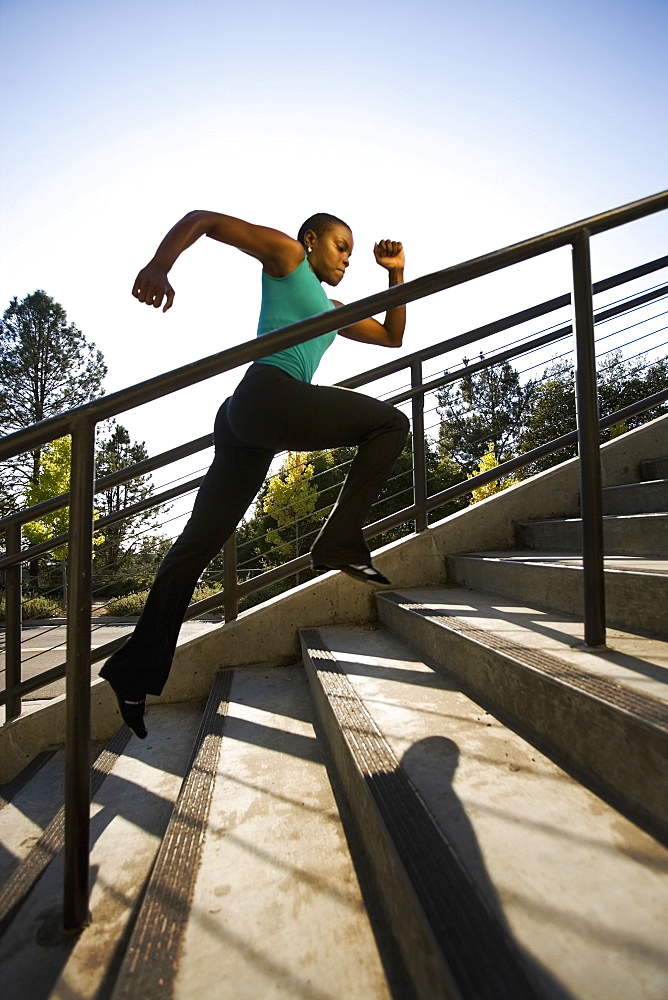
[0,726,131,936]
[110,669,233,1000]
[382,594,668,731]
[301,629,544,1000]
[0,749,57,812]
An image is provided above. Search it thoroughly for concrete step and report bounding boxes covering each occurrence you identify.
[0,749,62,888]
[517,512,668,557]
[376,587,668,835]
[0,742,127,887]
[0,702,203,1000]
[446,551,668,636]
[112,664,394,1000]
[301,623,668,1000]
[601,478,668,514]
[641,456,668,481]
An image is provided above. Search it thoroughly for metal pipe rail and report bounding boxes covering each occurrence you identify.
[1,264,665,574]
[1,189,667,934]
[1,256,665,567]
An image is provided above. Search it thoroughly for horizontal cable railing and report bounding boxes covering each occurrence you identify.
[1,189,667,934]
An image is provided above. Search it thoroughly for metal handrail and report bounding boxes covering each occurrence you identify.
[1,255,665,553]
[1,269,664,572]
[1,189,667,934]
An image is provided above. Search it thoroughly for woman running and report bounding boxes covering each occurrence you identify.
[100,210,409,737]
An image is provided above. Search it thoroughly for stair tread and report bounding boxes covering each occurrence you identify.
[170,664,391,1000]
[0,703,203,1000]
[383,586,668,706]
[0,748,66,886]
[604,479,668,490]
[304,624,668,1000]
[453,551,668,575]
[520,512,668,525]
[517,514,668,558]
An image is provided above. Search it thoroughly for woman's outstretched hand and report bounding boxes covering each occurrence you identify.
[132,264,176,312]
[373,240,404,271]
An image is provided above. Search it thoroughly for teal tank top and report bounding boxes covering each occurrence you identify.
[255,256,337,383]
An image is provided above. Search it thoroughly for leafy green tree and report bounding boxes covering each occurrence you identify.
[23,437,73,561]
[437,356,536,475]
[232,434,468,586]
[519,351,668,474]
[367,433,468,547]
[261,453,319,582]
[468,442,520,503]
[233,447,348,580]
[23,436,104,599]
[0,290,106,513]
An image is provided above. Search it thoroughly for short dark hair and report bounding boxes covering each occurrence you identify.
[297,213,351,248]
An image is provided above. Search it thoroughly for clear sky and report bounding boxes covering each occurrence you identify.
[1,0,667,504]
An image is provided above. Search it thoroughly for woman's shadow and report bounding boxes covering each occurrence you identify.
[397,735,575,1000]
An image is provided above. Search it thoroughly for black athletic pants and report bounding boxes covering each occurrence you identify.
[101,363,409,695]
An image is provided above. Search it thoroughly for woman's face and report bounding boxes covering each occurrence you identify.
[306,224,354,286]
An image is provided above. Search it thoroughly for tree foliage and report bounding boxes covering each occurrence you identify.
[437,356,536,474]
[467,442,520,504]
[519,351,668,474]
[227,434,468,602]
[92,422,164,591]
[0,290,107,511]
[23,436,74,562]
[23,436,104,599]
[262,452,319,560]
[18,423,165,599]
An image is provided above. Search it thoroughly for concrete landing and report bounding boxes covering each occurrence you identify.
[305,624,668,1000]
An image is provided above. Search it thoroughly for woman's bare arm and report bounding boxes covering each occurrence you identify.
[132,211,303,311]
[335,240,406,347]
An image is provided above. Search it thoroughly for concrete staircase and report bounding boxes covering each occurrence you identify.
[1,444,667,999]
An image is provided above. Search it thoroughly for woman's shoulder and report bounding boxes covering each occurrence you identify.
[262,252,311,283]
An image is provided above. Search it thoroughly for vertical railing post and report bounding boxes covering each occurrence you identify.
[63,419,96,933]
[223,533,238,623]
[571,229,606,648]
[4,522,23,722]
[411,360,428,532]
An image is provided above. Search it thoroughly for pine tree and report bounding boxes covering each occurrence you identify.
[0,290,107,513]
[93,422,165,594]
[437,356,536,475]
